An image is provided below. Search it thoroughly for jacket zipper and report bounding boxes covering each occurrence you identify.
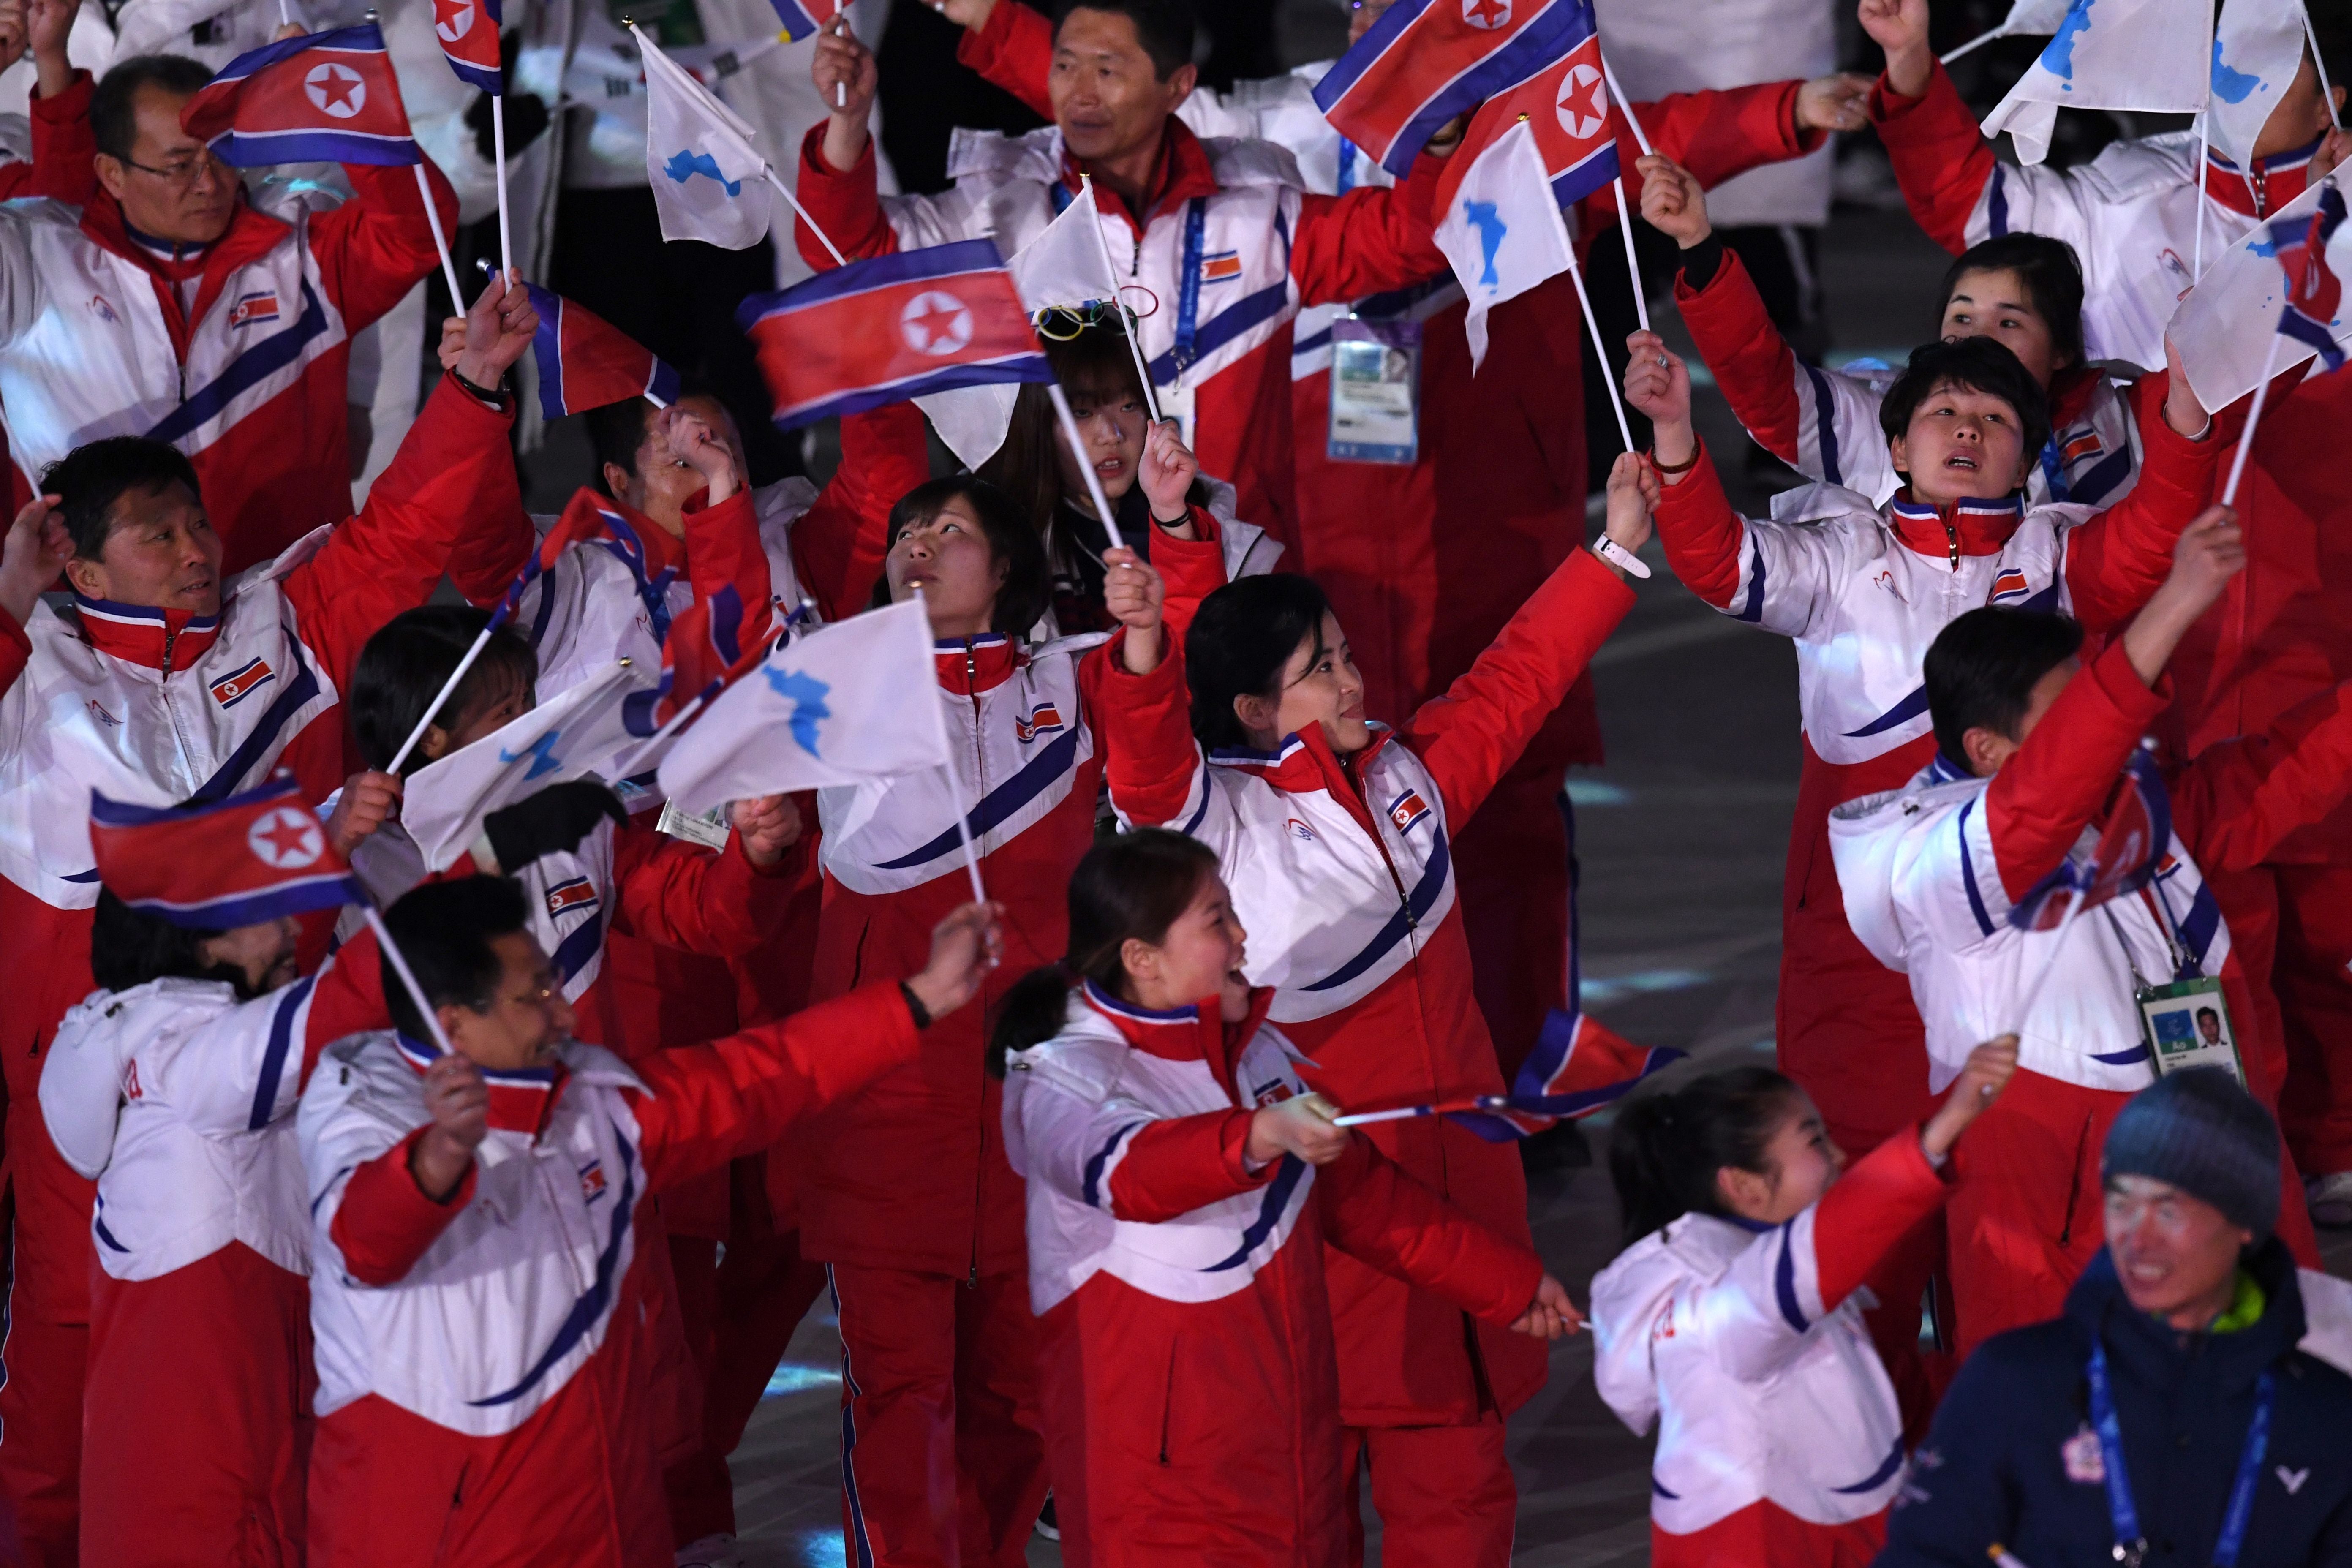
[1344,757,1417,931]
[1941,514,1960,571]
[964,639,987,1288]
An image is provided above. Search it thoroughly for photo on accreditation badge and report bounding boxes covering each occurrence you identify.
[2140,989,2246,1082]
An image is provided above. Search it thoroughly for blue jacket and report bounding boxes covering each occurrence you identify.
[1878,1239,2352,1568]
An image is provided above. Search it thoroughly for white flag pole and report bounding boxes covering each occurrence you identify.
[830,12,848,107]
[491,96,513,280]
[2306,3,2345,131]
[1045,382,1122,524]
[387,625,496,776]
[1597,49,1653,157]
[1561,239,1636,455]
[365,906,461,1056]
[2194,113,2213,281]
[412,163,464,310]
[2221,329,2287,507]
[2010,885,2089,1033]
[1596,49,1655,334]
[1080,173,1165,424]
[908,585,990,904]
[761,166,847,266]
[1940,24,2006,65]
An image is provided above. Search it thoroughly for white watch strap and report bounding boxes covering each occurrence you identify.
[1593,536,1652,580]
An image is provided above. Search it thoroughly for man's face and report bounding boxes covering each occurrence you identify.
[2103,1173,2254,1326]
[2200,1011,2224,1045]
[1048,9,1195,167]
[604,395,750,539]
[444,931,574,1072]
[63,481,222,616]
[95,84,238,247]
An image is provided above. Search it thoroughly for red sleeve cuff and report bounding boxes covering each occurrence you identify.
[29,69,91,117]
[329,1126,476,1287]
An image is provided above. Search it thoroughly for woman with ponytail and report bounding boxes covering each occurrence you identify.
[1588,1036,2020,1566]
[994,829,1575,1567]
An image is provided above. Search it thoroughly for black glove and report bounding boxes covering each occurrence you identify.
[482,781,626,870]
[464,34,550,164]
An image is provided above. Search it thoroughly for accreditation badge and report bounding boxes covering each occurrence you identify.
[1327,316,1420,466]
[656,798,733,852]
[2137,976,2245,1085]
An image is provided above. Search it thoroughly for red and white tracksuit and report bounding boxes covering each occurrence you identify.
[1871,58,2352,1182]
[1589,1129,1955,1567]
[1099,547,1644,1564]
[37,951,384,1565]
[0,159,459,574]
[1829,642,2349,1356]
[790,76,1456,542]
[0,374,517,1563]
[948,0,1820,1085]
[297,983,920,1566]
[1647,425,2215,1371]
[1000,981,1542,1567]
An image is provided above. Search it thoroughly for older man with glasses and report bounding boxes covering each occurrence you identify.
[0,47,459,575]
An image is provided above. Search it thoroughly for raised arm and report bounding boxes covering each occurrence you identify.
[1291,153,1451,305]
[2060,356,2221,634]
[8,59,95,205]
[1859,0,1993,257]
[1577,76,1845,228]
[312,157,462,336]
[608,817,800,960]
[950,0,1054,119]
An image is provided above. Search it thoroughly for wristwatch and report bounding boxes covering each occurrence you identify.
[1592,535,1652,580]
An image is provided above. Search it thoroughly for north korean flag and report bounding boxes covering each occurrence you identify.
[526,284,681,419]
[769,0,849,43]
[735,239,1054,431]
[1313,0,1604,177]
[2273,183,2349,373]
[2008,749,2175,931]
[432,0,504,95]
[90,775,364,929]
[1436,30,1620,214]
[181,24,423,168]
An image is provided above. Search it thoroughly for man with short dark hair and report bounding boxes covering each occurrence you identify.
[1880,1070,2352,1567]
[0,44,461,573]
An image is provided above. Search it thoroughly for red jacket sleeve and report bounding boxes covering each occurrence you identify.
[1104,1108,1271,1222]
[1675,250,1808,468]
[792,403,931,621]
[0,70,97,205]
[1869,62,1994,258]
[297,932,393,1087]
[1575,82,1820,226]
[609,819,799,959]
[0,605,26,691]
[1315,1135,1542,1326]
[955,0,1055,118]
[1084,628,1200,827]
[1395,547,1635,827]
[328,1124,478,1286]
[682,485,775,650]
[627,979,917,1192]
[1983,640,2168,901]
[444,501,533,610]
[1810,1127,1951,1308]
[2061,379,2220,634]
[795,125,900,269]
[2170,680,2352,875]
[1650,441,1748,609]
[1152,507,1233,648]
[313,156,460,336]
[280,376,521,694]
[1291,152,1451,305]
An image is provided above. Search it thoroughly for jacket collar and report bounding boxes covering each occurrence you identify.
[79,195,292,346]
[71,595,221,673]
[2047,365,2104,430]
[2205,136,2322,220]
[1887,492,2026,558]
[2067,1239,2307,1389]
[1081,978,1276,1099]
[394,1032,569,1139]
[1060,116,1222,236]
[1206,721,1400,837]
[934,632,1024,696]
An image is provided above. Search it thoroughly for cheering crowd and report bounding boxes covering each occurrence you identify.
[4,0,2352,1561]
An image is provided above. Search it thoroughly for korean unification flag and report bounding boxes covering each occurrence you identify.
[1982,0,2210,164]
[401,662,645,872]
[2171,178,2352,411]
[657,599,949,814]
[1431,118,1575,370]
[2207,0,2310,175]
[641,27,774,250]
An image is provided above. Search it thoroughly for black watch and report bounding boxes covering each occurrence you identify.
[448,367,510,409]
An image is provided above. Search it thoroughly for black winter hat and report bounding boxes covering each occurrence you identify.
[2102,1068,2281,1238]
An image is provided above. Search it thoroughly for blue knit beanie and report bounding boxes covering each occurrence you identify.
[2102,1068,2281,1237]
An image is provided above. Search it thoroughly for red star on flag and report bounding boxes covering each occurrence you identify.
[1463,0,1512,29]
[434,0,475,39]
[314,66,360,112]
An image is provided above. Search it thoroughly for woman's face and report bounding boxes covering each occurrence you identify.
[887,497,1008,636]
[420,665,534,765]
[1053,377,1148,509]
[1938,267,2063,387]
[1241,612,1371,756]
[1127,872,1252,1021]
[1717,1093,1846,1226]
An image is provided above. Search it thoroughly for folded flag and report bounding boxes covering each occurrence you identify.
[657,598,948,813]
[1440,30,1620,214]
[2274,182,2349,373]
[2170,177,2352,410]
[1313,0,1604,177]
[432,0,504,94]
[2205,0,2308,176]
[182,23,423,167]
[606,594,795,779]
[737,239,1055,430]
[2006,749,2175,931]
[402,661,645,871]
[1981,0,2210,165]
[90,775,364,928]
[495,489,681,645]
[769,0,849,42]
[642,28,775,250]
[1432,118,1577,370]
[526,284,681,419]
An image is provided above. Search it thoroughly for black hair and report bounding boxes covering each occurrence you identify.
[2308,10,2352,112]
[1938,233,2086,374]
[379,876,531,1043]
[88,887,256,996]
[1607,1065,1805,1248]
[41,438,203,562]
[582,383,730,496]
[93,55,214,163]
[870,476,1053,637]
[1055,0,1196,80]
[1184,574,1334,752]
[1922,607,2085,769]
[348,605,538,778]
[986,828,1220,1076]
[1878,336,2052,483]
[983,318,1149,526]
[2197,1007,2221,1022]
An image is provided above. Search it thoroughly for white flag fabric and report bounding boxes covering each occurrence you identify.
[641,29,776,250]
[1986,0,2085,38]
[1430,120,1575,371]
[402,662,644,872]
[2170,177,2352,414]
[2207,0,2310,174]
[1982,0,2211,165]
[657,599,950,814]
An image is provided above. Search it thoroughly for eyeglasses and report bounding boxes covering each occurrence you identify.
[493,969,563,1012]
[114,152,221,191]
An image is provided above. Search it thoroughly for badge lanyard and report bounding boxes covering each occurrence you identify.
[2086,1342,2273,1568]
[2039,436,2073,504]
[1170,199,1209,377]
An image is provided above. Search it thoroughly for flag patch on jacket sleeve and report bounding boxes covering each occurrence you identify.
[228,291,281,328]
[544,876,600,920]
[1387,789,1432,833]
[1990,568,2031,602]
[209,657,276,708]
